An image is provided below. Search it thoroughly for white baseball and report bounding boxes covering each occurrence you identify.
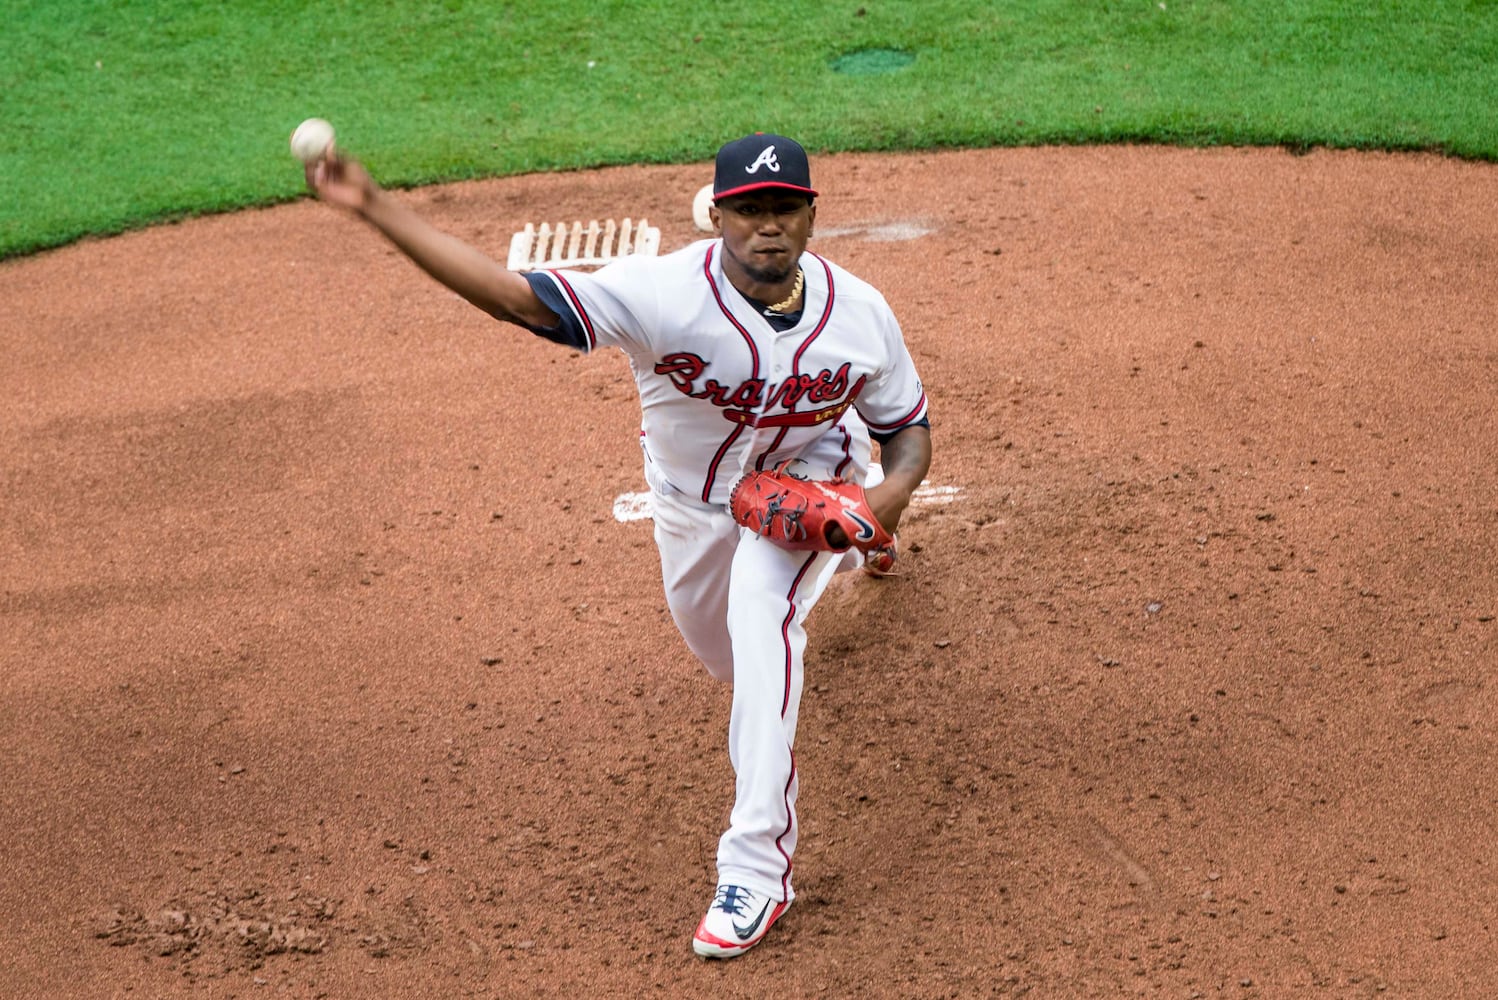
[692,183,716,232]
[290,118,336,163]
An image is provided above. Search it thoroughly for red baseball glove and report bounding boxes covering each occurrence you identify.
[729,463,894,553]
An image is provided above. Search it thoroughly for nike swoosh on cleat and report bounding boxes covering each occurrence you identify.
[732,899,772,940]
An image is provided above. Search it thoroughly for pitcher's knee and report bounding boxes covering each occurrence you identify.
[680,631,734,683]
[700,657,733,683]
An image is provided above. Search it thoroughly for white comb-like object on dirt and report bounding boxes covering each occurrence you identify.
[507,217,661,270]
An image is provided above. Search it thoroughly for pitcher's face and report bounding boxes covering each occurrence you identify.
[712,191,817,285]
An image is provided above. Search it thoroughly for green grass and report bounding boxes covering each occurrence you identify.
[3,0,1495,259]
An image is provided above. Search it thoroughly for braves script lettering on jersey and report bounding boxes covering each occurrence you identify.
[524,242,927,502]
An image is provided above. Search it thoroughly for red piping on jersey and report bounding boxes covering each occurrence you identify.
[702,423,746,503]
[864,391,930,434]
[548,271,597,351]
[750,252,839,469]
[833,424,855,479]
[755,427,789,471]
[701,244,762,500]
[793,252,837,368]
[796,251,844,365]
[703,244,761,370]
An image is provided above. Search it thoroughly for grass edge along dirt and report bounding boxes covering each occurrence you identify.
[2,0,1494,259]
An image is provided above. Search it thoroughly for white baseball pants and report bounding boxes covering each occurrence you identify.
[647,462,881,903]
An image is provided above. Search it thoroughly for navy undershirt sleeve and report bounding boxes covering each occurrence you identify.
[520,272,590,350]
[870,417,930,445]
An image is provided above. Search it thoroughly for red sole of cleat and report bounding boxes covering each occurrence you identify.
[691,901,790,959]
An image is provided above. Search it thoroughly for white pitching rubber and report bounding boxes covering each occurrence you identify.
[507,217,661,270]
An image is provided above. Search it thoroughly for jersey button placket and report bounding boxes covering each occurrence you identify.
[747,342,789,463]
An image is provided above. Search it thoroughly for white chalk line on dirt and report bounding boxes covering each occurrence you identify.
[612,481,961,523]
[813,221,936,242]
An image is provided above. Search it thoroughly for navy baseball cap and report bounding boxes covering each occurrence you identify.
[713,133,818,201]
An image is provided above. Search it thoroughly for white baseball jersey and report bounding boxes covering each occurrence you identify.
[523,239,928,501]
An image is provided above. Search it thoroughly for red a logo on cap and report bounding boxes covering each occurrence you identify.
[746,145,781,174]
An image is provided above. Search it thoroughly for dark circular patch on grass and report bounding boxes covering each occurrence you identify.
[830,48,916,76]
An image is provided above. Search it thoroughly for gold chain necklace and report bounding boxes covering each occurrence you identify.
[765,268,804,313]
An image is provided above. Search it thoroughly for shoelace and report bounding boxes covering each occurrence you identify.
[712,885,756,917]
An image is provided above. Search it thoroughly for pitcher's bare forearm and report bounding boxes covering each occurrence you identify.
[306,153,558,330]
[866,424,933,533]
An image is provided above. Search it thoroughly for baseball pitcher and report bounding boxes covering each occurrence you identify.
[304,132,932,959]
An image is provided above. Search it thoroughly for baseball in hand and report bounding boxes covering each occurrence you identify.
[290,117,336,163]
